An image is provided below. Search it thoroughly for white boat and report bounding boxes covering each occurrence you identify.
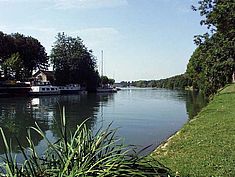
[58,84,83,94]
[29,81,60,96]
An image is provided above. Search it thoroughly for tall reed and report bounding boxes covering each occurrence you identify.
[0,107,172,177]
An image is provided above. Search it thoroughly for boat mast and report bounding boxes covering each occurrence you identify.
[101,50,104,77]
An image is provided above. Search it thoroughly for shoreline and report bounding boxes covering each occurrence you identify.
[151,84,235,176]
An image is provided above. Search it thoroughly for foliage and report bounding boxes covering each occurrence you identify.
[130,74,188,89]
[0,108,172,177]
[187,0,235,95]
[0,31,48,80]
[123,0,234,95]
[192,0,235,39]
[2,53,23,80]
[108,78,115,85]
[152,74,188,89]
[187,33,234,95]
[50,33,99,92]
[153,84,235,176]
[131,80,149,88]
[100,76,115,86]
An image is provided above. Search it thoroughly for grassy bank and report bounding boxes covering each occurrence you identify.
[152,84,235,176]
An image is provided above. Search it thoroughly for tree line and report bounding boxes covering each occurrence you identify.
[131,74,188,89]
[186,0,235,95]
[1,0,233,94]
[129,0,235,96]
[0,31,114,91]
[119,74,188,89]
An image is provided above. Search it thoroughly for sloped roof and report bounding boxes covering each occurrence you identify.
[33,70,55,81]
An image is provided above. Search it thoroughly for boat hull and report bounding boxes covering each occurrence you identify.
[0,83,31,97]
[96,88,117,93]
[60,90,81,94]
[29,91,60,96]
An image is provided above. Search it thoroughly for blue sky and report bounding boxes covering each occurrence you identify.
[0,0,205,82]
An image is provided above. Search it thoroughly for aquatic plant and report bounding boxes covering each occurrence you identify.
[0,107,171,177]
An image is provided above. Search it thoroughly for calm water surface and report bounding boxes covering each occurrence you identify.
[0,88,207,157]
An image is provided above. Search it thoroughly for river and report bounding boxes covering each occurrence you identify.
[0,88,207,158]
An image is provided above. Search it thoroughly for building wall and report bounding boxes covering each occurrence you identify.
[36,73,47,82]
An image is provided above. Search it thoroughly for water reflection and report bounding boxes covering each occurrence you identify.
[185,91,208,119]
[0,94,114,154]
[0,97,48,153]
[0,89,207,156]
[151,89,208,119]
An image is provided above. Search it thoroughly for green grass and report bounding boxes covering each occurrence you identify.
[219,84,235,94]
[152,84,235,177]
[0,107,171,177]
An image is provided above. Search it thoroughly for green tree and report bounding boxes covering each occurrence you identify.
[99,76,115,86]
[0,31,48,80]
[0,31,16,79]
[108,78,115,85]
[12,33,49,78]
[50,33,99,91]
[186,0,235,95]
[2,53,24,80]
[100,76,109,85]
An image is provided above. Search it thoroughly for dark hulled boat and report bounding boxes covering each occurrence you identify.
[0,81,31,97]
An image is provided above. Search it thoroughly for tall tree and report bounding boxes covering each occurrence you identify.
[2,52,23,80]
[11,33,49,78]
[0,31,48,80]
[193,0,235,38]
[99,76,115,86]
[186,0,235,95]
[50,33,99,91]
[0,31,16,79]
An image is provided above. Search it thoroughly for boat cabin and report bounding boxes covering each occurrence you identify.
[30,85,60,95]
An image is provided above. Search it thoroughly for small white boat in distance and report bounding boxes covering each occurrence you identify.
[30,81,60,96]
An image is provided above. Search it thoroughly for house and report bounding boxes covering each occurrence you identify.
[32,70,55,84]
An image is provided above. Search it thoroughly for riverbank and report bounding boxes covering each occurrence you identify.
[152,84,235,176]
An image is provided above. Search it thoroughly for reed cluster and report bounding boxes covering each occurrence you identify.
[0,107,171,177]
